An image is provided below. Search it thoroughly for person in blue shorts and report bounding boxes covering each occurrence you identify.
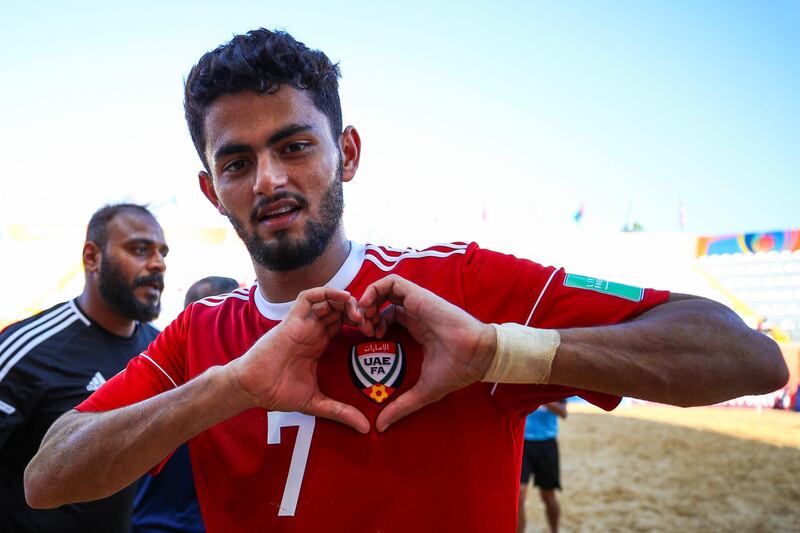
[518,400,567,533]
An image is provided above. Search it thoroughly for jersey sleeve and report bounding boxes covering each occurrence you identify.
[459,245,670,414]
[459,243,559,325]
[530,269,670,329]
[75,311,191,474]
[0,327,47,450]
[76,309,190,413]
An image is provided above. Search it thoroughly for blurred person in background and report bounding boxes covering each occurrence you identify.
[0,203,166,532]
[182,276,241,309]
[518,400,568,533]
[131,276,239,533]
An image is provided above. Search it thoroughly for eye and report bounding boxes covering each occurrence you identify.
[131,246,148,256]
[283,142,310,154]
[223,159,251,173]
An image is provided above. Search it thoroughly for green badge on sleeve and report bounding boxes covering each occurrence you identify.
[563,273,644,302]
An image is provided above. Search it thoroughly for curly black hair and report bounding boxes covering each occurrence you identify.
[184,28,342,171]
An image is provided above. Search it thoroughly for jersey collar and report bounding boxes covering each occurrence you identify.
[253,242,366,321]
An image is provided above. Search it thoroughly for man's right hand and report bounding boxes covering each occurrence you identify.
[226,287,370,433]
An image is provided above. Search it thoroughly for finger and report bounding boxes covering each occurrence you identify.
[337,297,373,335]
[375,384,438,432]
[311,301,335,318]
[358,275,411,310]
[310,396,370,434]
[359,301,381,322]
[299,287,352,308]
[345,296,364,323]
[321,311,342,327]
[310,304,347,330]
[373,304,398,339]
[354,316,376,338]
[291,288,347,320]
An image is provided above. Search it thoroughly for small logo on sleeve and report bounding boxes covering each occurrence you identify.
[563,273,644,302]
[86,372,107,392]
[349,342,405,403]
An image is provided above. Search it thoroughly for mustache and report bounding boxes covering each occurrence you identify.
[134,274,165,291]
[250,191,309,223]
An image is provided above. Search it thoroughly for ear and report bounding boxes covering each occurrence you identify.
[198,171,228,216]
[339,126,361,183]
[83,242,102,273]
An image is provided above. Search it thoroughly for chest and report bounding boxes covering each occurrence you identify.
[39,334,147,415]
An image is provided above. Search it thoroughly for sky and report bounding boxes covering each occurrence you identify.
[1,0,798,243]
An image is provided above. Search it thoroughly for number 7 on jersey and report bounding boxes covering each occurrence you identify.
[267,411,316,516]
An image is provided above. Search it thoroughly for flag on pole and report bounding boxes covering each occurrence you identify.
[573,202,584,223]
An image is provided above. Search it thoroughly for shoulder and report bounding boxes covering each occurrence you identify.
[0,300,89,354]
[0,300,90,382]
[187,285,252,310]
[363,242,472,273]
[139,322,161,342]
[182,285,255,326]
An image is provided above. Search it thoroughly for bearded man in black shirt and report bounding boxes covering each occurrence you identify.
[0,203,168,533]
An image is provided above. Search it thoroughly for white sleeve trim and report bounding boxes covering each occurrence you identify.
[490,266,562,397]
[140,353,178,389]
[524,267,562,326]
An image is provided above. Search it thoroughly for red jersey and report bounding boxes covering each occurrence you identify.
[77,242,668,532]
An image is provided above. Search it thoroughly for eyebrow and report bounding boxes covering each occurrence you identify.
[126,238,169,253]
[212,123,313,162]
[267,124,313,146]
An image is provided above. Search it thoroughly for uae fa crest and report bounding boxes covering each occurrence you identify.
[349,341,406,403]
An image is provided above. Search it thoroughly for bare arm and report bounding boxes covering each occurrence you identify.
[551,293,788,407]
[25,288,369,508]
[25,366,247,507]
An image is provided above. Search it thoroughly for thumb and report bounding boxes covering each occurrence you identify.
[309,395,370,434]
[375,384,439,432]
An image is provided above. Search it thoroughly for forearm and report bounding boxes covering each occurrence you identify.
[550,296,788,406]
[25,365,251,508]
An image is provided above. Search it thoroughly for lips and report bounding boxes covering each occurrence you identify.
[135,276,164,293]
[255,199,303,222]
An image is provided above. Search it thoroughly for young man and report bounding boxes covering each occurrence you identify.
[24,29,788,532]
[132,276,238,533]
[1,203,167,532]
[518,400,568,533]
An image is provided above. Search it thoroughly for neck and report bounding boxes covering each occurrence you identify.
[77,283,137,337]
[254,229,351,303]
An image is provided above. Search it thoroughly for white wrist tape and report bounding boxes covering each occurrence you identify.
[481,323,560,384]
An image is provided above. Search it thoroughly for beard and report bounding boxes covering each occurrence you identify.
[228,164,345,272]
[98,257,162,323]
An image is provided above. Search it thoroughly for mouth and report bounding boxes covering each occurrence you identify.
[135,278,164,297]
[254,198,304,230]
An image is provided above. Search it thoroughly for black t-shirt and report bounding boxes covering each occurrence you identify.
[0,299,158,533]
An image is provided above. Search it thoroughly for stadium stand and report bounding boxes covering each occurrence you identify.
[696,250,800,343]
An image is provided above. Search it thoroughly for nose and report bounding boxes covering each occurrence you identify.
[253,156,288,196]
[147,251,166,274]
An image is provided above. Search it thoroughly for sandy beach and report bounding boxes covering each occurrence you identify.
[520,404,800,532]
